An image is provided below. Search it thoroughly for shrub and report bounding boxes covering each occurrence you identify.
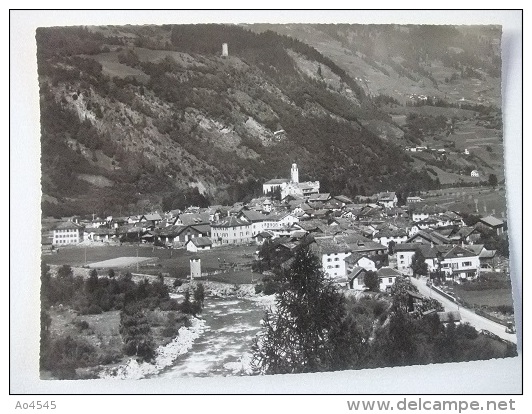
[42,335,97,375]
[456,323,479,340]
[261,277,280,295]
[372,301,387,318]
[162,326,180,338]
[99,352,121,365]
[86,304,103,315]
[75,320,90,331]
[159,299,179,311]
[495,305,514,315]
[378,312,388,325]
[254,283,264,294]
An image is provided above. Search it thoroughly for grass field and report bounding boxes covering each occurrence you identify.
[453,287,514,308]
[388,105,477,119]
[88,257,155,268]
[419,185,508,216]
[89,47,200,82]
[43,244,260,282]
[90,52,150,82]
[426,165,481,185]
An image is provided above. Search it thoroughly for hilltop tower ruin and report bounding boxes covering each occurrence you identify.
[222,43,228,57]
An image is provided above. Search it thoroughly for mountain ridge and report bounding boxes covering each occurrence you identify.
[38,23,500,218]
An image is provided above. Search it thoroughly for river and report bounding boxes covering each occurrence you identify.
[156,295,267,378]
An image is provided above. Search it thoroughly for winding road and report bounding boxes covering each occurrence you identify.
[409,276,517,344]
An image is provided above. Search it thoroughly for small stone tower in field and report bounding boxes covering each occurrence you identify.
[222,43,228,57]
[190,257,201,280]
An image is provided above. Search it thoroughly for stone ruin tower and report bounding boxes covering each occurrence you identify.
[190,257,201,280]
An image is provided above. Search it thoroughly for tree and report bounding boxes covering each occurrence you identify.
[363,271,380,292]
[119,304,155,362]
[411,251,428,277]
[390,277,418,314]
[461,212,481,226]
[193,283,205,310]
[180,289,194,315]
[383,310,418,366]
[252,245,366,374]
[488,173,498,187]
[388,240,396,255]
[86,269,99,295]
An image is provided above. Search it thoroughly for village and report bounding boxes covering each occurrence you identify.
[41,162,514,338]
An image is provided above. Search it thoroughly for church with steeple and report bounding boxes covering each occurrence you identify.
[262,163,320,199]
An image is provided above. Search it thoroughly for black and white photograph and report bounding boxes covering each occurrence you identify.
[10,9,522,396]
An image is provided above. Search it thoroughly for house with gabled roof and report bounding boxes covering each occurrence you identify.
[394,243,442,275]
[52,220,84,246]
[406,230,447,245]
[116,223,145,242]
[174,212,211,227]
[185,237,213,252]
[439,245,480,282]
[348,266,401,291]
[357,204,385,220]
[377,267,402,291]
[348,266,368,290]
[372,227,408,247]
[263,178,290,195]
[263,211,299,230]
[211,216,252,246]
[153,223,211,246]
[308,193,331,203]
[394,243,421,274]
[110,216,128,229]
[376,192,398,208]
[411,204,446,222]
[345,253,379,272]
[437,311,462,326]
[138,213,163,226]
[85,227,116,242]
[252,231,275,245]
[235,209,269,236]
[478,215,506,236]
[312,236,353,280]
[295,220,325,234]
[311,234,387,280]
[332,195,353,206]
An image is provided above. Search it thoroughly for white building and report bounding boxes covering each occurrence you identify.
[262,163,320,199]
[406,196,423,203]
[52,220,84,246]
[211,217,252,246]
[312,236,351,280]
[348,266,401,291]
[376,192,398,208]
[439,246,480,282]
[185,237,213,252]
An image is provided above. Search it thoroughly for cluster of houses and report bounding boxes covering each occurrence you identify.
[44,164,507,292]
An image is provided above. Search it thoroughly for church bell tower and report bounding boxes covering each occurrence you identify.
[291,163,299,184]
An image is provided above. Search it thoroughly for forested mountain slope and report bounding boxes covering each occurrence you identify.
[38,24,439,217]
